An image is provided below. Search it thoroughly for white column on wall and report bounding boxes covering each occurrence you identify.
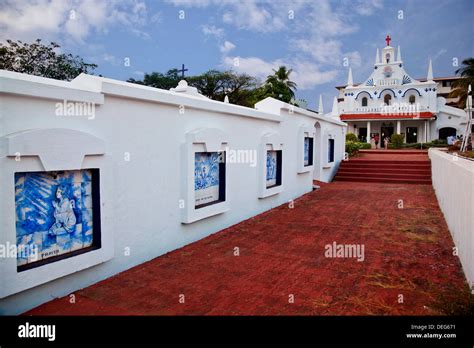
[396,120,401,134]
[367,121,371,143]
[427,120,431,141]
[423,120,428,143]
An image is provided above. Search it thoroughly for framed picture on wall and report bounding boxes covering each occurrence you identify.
[15,169,101,271]
[304,137,314,167]
[266,150,282,188]
[194,152,226,208]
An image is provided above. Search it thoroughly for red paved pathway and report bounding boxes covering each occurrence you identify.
[26,182,473,316]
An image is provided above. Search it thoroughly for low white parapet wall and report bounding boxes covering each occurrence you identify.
[429,148,474,291]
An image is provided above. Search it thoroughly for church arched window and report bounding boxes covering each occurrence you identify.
[409,95,416,104]
[361,97,368,107]
[384,94,392,106]
[386,53,390,63]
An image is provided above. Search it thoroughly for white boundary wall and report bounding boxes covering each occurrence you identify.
[429,148,474,291]
[0,70,346,314]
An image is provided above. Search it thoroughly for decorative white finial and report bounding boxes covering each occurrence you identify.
[224,95,229,103]
[375,48,380,64]
[397,45,401,62]
[318,94,324,114]
[331,96,339,117]
[347,67,353,87]
[427,59,433,81]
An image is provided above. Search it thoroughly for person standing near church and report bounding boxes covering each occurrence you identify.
[384,136,389,150]
[370,136,376,149]
[374,134,380,149]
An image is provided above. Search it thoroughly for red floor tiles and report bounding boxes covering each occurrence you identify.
[25,181,473,316]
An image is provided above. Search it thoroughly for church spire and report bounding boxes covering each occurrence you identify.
[347,67,353,86]
[318,94,324,114]
[375,48,380,64]
[397,45,401,62]
[427,58,433,81]
[331,96,339,117]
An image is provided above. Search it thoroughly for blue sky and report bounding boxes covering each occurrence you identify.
[1,0,473,109]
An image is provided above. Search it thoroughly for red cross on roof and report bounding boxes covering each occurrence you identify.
[385,34,391,46]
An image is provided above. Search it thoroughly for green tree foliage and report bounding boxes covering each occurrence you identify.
[449,58,474,108]
[345,132,359,142]
[187,70,229,99]
[0,39,97,81]
[130,69,260,107]
[127,69,181,90]
[263,66,297,103]
[391,133,405,148]
[129,65,299,107]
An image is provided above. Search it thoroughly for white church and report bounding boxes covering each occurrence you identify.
[335,36,467,144]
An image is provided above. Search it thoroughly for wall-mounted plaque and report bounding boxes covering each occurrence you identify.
[266,150,282,188]
[15,169,100,271]
[194,152,225,208]
[304,137,314,167]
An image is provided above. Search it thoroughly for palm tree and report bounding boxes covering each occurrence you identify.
[449,58,474,108]
[264,66,297,103]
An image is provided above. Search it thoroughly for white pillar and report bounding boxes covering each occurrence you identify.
[367,121,371,144]
[425,120,429,143]
[426,120,430,142]
[396,120,401,134]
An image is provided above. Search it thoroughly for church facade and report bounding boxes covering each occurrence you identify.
[336,36,467,145]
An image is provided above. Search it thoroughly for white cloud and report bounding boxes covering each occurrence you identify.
[0,0,150,43]
[150,11,163,24]
[220,40,235,53]
[165,0,211,8]
[433,48,447,62]
[210,0,375,90]
[201,25,225,39]
[221,55,338,90]
[290,61,339,89]
[222,55,280,81]
[222,1,286,33]
[0,0,69,40]
[101,53,121,66]
[354,0,383,16]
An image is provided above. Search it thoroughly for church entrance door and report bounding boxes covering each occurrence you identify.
[381,126,394,144]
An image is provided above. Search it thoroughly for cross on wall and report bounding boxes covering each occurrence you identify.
[177,64,188,78]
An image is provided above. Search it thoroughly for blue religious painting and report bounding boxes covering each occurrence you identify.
[194,152,222,207]
[15,170,96,269]
[266,150,278,188]
[304,137,314,167]
[304,138,310,166]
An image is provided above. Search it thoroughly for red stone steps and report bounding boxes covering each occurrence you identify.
[336,172,431,179]
[339,164,431,171]
[344,160,430,164]
[333,176,432,185]
[333,155,432,185]
[358,150,428,155]
[338,169,430,176]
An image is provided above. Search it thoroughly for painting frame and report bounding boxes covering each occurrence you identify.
[16,168,102,272]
